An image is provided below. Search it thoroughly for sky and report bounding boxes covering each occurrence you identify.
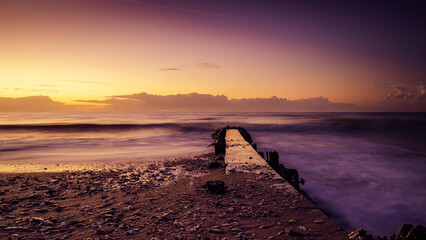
[1,0,425,111]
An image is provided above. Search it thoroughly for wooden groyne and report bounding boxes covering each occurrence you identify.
[211,127,350,239]
[213,127,426,240]
[224,129,298,193]
[214,127,304,192]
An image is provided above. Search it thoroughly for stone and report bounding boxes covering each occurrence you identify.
[127,229,139,235]
[395,224,426,240]
[210,228,225,234]
[30,217,44,224]
[4,226,26,231]
[160,212,174,221]
[285,228,302,236]
[96,229,112,235]
[189,224,201,232]
[259,224,274,229]
[203,180,225,194]
[226,207,235,213]
[298,226,307,231]
[314,218,325,224]
[237,232,249,240]
[55,206,64,212]
[348,228,366,239]
[34,208,48,213]
[209,161,226,169]
[173,221,184,228]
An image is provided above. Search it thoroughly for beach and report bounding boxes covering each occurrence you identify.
[0,150,348,240]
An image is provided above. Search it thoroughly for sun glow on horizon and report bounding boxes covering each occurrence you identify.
[1,0,425,111]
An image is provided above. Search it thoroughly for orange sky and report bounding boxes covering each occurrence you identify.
[1,0,425,111]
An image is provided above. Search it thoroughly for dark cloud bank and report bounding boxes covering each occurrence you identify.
[381,84,426,111]
[0,96,67,112]
[75,92,357,112]
[1,92,425,112]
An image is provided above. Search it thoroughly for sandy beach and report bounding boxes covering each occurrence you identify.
[0,151,349,240]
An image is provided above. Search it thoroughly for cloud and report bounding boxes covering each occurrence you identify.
[29,89,59,93]
[367,84,426,111]
[229,96,355,112]
[77,92,359,112]
[197,62,220,69]
[15,92,426,112]
[385,85,426,102]
[159,62,220,71]
[158,67,182,71]
[0,96,67,112]
[52,79,105,85]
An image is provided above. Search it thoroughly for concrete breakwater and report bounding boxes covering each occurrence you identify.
[213,126,349,239]
[212,126,426,240]
[212,126,308,196]
[213,126,304,191]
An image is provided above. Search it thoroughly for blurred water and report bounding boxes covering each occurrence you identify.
[0,112,425,235]
[253,132,426,236]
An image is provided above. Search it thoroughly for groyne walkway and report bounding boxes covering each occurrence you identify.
[225,129,300,193]
[221,128,349,239]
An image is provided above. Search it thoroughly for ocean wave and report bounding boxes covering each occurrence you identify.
[0,123,217,132]
[1,115,425,134]
[0,145,44,152]
[242,117,426,133]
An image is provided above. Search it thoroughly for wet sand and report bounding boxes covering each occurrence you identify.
[0,152,348,240]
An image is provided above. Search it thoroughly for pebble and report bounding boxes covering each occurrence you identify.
[96,229,111,235]
[226,207,235,213]
[5,226,26,231]
[160,212,174,221]
[259,224,274,229]
[189,225,200,232]
[285,227,302,236]
[298,225,307,231]
[34,208,48,213]
[210,228,225,234]
[314,218,325,224]
[30,217,44,224]
[237,232,249,240]
[127,228,139,235]
[173,221,184,228]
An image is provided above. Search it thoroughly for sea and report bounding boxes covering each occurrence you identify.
[0,112,425,236]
